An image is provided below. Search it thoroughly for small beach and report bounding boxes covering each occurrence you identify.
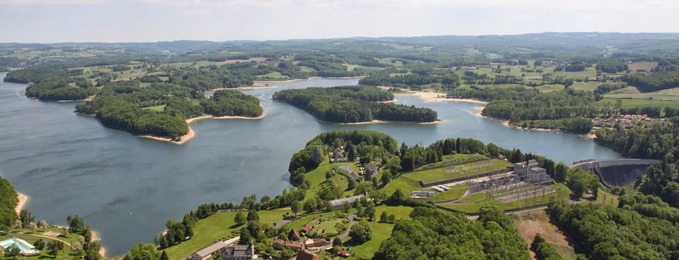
[15,192,28,214]
[140,112,265,145]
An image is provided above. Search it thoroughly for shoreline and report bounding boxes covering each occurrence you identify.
[15,192,28,214]
[90,230,106,258]
[318,119,442,125]
[139,112,265,145]
[377,86,488,105]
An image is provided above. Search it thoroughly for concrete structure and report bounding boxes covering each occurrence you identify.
[410,190,435,198]
[514,160,550,183]
[190,241,229,260]
[0,237,40,256]
[572,159,657,188]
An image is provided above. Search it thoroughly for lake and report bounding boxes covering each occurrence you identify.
[0,74,620,255]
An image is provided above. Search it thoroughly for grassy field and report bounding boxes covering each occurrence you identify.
[409,159,511,184]
[164,208,289,259]
[142,105,166,112]
[604,87,679,102]
[440,183,571,214]
[344,206,412,259]
[254,71,289,80]
[304,160,355,200]
[595,189,619,207]
[602,98,679,109]
[511,210,577,260]
[427,185,469,202]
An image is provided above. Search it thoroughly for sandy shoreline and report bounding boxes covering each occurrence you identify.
[140,112,265,145]
[377,86,489,105]
[15,192,28,214]
[90,230,106,258]
[318,119,441,125]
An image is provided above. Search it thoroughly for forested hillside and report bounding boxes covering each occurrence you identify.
[375,206,530,259]
[0,177,18,228]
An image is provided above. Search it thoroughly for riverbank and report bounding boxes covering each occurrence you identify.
[15,192,28,214]
[140,112,266,145]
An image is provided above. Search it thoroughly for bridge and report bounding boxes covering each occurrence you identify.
[571,159,657,188]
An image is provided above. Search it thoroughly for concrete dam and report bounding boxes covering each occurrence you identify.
[571,159,657,188]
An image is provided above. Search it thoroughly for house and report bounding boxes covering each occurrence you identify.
[301,224,312,234]
[304,238,330,248]
[337,249,352,258]
[220,244,255,260]
[273,239,304,251]
[364,162,380,178]
[296,251,319,260]
[288,228,301,241]
[331,147,347,162]
[190,241,229,260]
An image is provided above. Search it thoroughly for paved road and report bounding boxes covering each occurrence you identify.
[338,213,356,240]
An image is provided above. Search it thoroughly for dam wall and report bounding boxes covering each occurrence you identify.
[571,159,657,188]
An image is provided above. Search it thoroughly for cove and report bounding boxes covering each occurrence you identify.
[0,74,620,255]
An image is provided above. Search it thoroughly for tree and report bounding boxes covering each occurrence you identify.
[28,222,37,232]
[349,220,372,244]
[567,169,600,199]
[388,214,396,223]
[246,210,259,222]
[38,220,48,229]
[160,250,169,260]
[19,210,34,227]
[380,211,388,223]
[291,201,301,216]
[381,170,392,186]
[333,237,343,247]
[303,199,317,214]
[47,240,64,258]
[234,212,246,226]
[126,243,159,260]
[5,245,20,259]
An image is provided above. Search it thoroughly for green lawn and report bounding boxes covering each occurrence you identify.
[382,174,422,196]
[427,185,469,203]
[440,183,571,214]
[0,228,84,260]
[347,222,393,259]
[254,71,289,80]
[142,105,166,112]
[409,159,511,184]
[164,209,289,259]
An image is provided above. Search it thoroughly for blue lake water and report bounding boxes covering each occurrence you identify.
[0,74,620,255]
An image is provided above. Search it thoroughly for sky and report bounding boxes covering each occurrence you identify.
[1,0,678,43]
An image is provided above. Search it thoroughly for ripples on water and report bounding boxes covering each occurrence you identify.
[0,74,620,255]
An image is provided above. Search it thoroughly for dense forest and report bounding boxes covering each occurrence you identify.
[451,87,619,133]
[374,206,529,259]
[548,198,679,259]
[0,177,18,229]
[74,80,262,140]
[272,86,437,123]
[623,71,679,92]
